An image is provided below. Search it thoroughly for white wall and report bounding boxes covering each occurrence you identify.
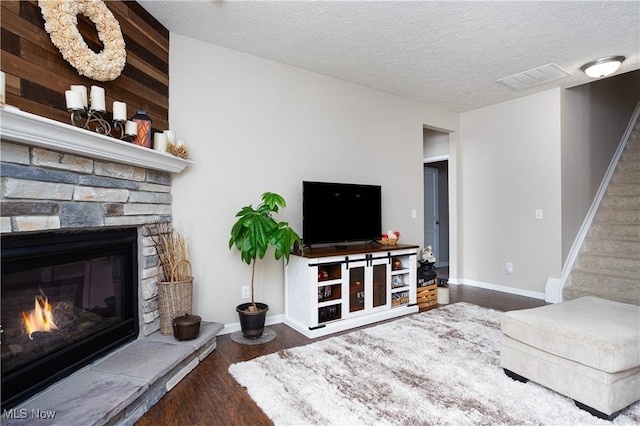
[423,128,449,159]
[458,89,562,298]
[168,34,458,326]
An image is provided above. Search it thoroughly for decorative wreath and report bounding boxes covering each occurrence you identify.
[39,0,126,82]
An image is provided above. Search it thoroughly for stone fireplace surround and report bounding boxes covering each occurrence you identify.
[1,108,223,425]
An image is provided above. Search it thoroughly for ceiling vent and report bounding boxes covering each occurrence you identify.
[498,63,571,90]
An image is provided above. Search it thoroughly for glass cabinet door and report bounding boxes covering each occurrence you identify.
[349,266,365,313]
[372,263,387,308]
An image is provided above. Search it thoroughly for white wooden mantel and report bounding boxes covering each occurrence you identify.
[0,106,192,174]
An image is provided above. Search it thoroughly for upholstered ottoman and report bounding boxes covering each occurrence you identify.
[500,296,640,420]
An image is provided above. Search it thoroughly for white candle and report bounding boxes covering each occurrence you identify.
[153,132,167,152]
[163,130,176,144]
[70,85,87,108]
[0,71,5,105]
[125,120,137,136]
[90,85,106,112]
[65,90,83,110]
[113,101,127,121]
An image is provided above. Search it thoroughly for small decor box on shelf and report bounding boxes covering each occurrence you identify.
[391,291,410,307]
[416,277,437,310]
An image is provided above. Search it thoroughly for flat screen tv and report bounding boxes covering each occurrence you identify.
[303,181,382,246]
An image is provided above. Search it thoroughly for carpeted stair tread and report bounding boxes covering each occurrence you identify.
[605,182,640,197]
[616,158,640,172]
[563,286,640,306]
[621,149,640,161]
[583,237,640,255]
[611,172,640,184]
[577,252,640,275]
[589,223,640,239]
[600,196,640,210]
[570,267,640,289]
[593,208,640,224]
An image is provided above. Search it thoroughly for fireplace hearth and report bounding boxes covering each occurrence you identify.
[1,228,138,409]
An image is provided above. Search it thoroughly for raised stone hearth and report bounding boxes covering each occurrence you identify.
[3,322,223,426]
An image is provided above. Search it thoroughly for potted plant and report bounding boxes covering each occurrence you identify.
[229,192,301,338]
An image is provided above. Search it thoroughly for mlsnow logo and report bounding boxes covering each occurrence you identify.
[3,409,28,419]
[3,408,57,420]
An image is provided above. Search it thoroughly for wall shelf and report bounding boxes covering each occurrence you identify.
[0,106,192,174]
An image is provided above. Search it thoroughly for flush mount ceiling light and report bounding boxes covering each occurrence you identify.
[580,56,625,78]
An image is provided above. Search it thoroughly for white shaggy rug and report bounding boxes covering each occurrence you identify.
[229,303,640,425]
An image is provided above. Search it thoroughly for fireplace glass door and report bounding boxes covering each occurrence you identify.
[1,228,138,408]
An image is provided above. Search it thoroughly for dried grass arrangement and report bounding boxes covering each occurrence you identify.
[168,142,189,159]
[149,221,193,335]
[150,221,190,282]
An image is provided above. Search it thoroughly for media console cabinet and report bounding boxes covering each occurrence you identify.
[284,244,419,338]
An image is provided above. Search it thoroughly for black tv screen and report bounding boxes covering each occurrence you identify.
[303,181,382,246]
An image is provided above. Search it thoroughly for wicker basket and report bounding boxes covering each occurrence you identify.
[157,259,193,335]
[380,237,399,245]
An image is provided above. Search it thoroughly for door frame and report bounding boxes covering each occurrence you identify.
[423,154,451,272]
[422,126,458,284]
[423,165,440,266]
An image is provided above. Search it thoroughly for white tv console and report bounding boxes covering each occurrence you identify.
[284,243,419,338]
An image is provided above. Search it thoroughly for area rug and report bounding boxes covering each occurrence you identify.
[229,303,640,425]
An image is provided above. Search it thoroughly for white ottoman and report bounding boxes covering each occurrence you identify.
[500,296,640,420]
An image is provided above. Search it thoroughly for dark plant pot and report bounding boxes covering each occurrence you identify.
[236,302,269,338]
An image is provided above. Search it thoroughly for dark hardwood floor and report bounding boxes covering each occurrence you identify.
[135,285,546,426]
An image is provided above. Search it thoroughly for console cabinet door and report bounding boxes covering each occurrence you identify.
[345,257,390,318]
[371,259,389,309]
[347,260,367,316]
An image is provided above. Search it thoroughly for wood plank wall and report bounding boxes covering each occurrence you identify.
[1,1,169,132]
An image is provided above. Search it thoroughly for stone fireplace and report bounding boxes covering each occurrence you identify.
[1,228,139,408]
[1,108,186,339]
[1,108,221,425]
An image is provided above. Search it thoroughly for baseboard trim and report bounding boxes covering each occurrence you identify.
[458,279,545,300]
[221,314,284,335]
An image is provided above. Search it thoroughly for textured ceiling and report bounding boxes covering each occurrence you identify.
[139,1,640,112]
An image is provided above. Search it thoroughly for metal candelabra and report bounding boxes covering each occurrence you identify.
[69,108,134,141]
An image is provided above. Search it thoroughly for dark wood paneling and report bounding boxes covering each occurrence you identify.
[1,28,20,56]
[1,1,169,132]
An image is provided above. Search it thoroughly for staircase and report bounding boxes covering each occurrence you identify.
[563,118,640,305]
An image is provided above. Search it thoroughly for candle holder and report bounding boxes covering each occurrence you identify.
[69,108,136,141]
[113,120,135,142]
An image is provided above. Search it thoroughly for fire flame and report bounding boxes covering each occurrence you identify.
[22,291,57,340]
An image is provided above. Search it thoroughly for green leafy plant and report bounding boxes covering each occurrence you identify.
[229,192,301,311]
